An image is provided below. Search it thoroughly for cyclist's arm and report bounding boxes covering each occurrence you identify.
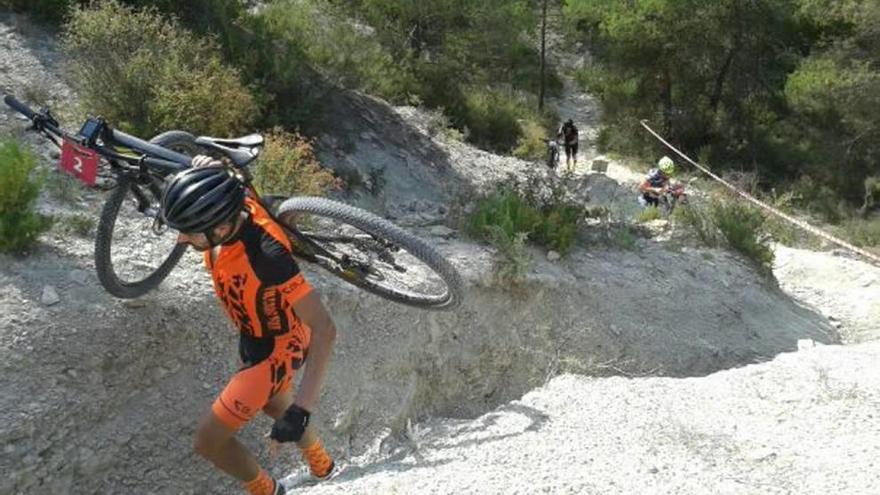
[640,184,662,195]
[291,292,337,412]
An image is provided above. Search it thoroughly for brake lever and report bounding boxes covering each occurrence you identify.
[43,109,60,128]
[30,108,59,131]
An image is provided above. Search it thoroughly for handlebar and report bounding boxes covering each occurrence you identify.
[4,94,36,120]
[4,93,189,172]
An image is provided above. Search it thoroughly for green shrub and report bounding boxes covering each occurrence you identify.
[672,201,721,247]
[459,88,524,153]
[466,187,541,242]
[611,227,638,250]
[466,174,586,256]
[674,195,773,266]
[488,227,530,286]
[761,215,801,246]
[673,197,773,266]
[454,88,557,154]
[466,188,539,285]
[533,204,582,254]
[423,108,464,141]
[789,175,849,224]
[67,214,96,237]
[513,117,549,161]
[252,129,337,197]
[45,171,80,203]
[636,206,662,223]
[54,213,96,238]
[63,1,257,137]
[839,217,880,248]
[710,199,774,266]
[0,141,52,254]
[149,57,258,137]
[7,0,73,24]
[257,0,414,104]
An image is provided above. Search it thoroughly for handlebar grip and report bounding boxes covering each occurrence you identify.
[4,94,37,120]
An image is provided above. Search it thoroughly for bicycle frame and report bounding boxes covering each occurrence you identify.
[4,95,191,221]
[5,94,382,276]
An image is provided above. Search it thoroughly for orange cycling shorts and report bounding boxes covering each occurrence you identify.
[211,328,311,430]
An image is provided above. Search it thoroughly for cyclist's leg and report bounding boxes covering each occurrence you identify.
[263,369,335,478]
[196,357,292,492]
[194,410,261,481]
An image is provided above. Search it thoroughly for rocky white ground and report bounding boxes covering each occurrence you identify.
[295,342,880,495]
[1,9,878,495]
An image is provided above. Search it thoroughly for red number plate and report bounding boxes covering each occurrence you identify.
[59,139,99,187]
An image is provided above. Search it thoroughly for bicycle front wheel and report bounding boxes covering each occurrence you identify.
[94,131,196,298]
[277,197,463,311]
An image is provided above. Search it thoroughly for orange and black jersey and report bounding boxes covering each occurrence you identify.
[205,197,312,365]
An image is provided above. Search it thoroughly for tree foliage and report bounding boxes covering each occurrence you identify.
[566,0,880,212]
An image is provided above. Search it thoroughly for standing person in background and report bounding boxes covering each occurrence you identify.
[557,119,579,173]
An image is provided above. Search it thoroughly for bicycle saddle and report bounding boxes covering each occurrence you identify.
[195,134,264,168]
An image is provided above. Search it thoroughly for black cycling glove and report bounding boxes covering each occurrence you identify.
[270,404,311,443]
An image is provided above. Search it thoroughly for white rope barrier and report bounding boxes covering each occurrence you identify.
[639,120,880,267]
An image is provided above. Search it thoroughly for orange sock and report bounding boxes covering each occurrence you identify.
[242,469,276,495]
[301,440,334,478]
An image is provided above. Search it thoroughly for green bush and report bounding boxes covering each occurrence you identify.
[466,174,586,256]
[488,227,530,286]
[450,87,560,155]
[611,226,638,250]
[63,1,257,137]
[466,187,541,243]
[789,175,850,224]
[257,0,414,104]
[533,204,583,254]
[672,201,721,247]
[513,117,549,161]
[0,141,52,254]
[252,129,337,197]
[839,217,880,248]
[711,199,774,266]
[459,88,524,153]
[7,0,73,24]
[674,195,773,266]
[636,206,662,223]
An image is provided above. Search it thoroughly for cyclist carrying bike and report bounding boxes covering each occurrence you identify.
[638,156,675,208]
[162,156,337,495]
[557,119,579,172]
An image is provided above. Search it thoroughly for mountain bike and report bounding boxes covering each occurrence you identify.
[545,139,560,169]
[4,95,462,310]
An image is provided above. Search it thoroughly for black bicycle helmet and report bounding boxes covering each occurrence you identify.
[161,166,246,233]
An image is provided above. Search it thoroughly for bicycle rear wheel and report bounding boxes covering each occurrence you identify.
[277,197,463,310]
[94,131,196,298]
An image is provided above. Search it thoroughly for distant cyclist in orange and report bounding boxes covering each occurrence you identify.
[161,156,337,495]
